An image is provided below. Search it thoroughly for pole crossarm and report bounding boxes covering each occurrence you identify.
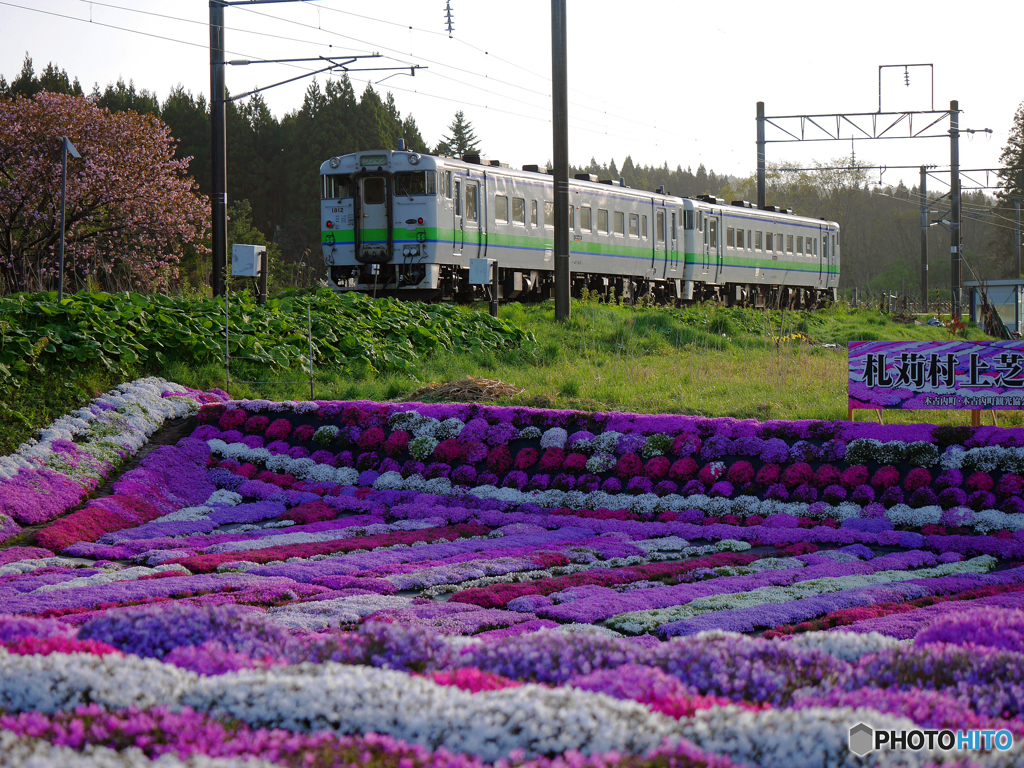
[225,56,424,102]
[762,110,952,143]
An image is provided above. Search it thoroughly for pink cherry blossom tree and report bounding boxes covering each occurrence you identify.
[0,92,209,295]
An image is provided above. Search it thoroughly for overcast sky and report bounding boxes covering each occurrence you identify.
[1,0,1019,192]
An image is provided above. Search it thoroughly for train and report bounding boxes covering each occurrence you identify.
[319,143,839,307]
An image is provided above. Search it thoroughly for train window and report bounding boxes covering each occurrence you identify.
[531,200,538,227]
[581,206,592,232]
[697,210,703,230]
[394,171,435,196]
[684,210,694,230]
[363,177,386,205]
[727,228,735,248]
[736,229,744,249]
[796,236,804,255]
[570,206,575,229]
[454,178,462,216]
[822,235,828,259]
[628,213,639,237]
[755,231,763,250]
[813,237,818,256]
[512,197,526,226]
[494,194,509,223]
[321,174,352,200]
[597,209,609,234]
[466,184,478,222]
[709,219,717,248]
[443,171,452,198]
[748,230,752,251]
[614,211,625,236]
[836,231,840,248]
[672,212,677,240]
[641,215,648,239]
[544,200,554,228]
[786,234,794,254]
[656,210,665,243]
[766,232,773,251]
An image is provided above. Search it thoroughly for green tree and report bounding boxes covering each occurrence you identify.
[435,110,480,158]
[996,100,1024,276]
[95,77,160,116]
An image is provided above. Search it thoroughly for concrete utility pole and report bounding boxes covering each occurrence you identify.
[950,100,961,319]
[1016,197,1021,280]
[210,0,227,298]
[920,165,928,311]
[756,102,766,210]
[551,0,570,321]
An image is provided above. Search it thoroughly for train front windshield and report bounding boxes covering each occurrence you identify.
[322,173,352,199]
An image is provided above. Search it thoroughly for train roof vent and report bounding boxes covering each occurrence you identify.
[598,179,615,185]
[786,207,794,215]
[696,194,722,205]
[522,164,543,173]
[488,159,509,168]
[759,204,782,213]
[731,200,753,208]
[657,185,666,194]
[463,152,485,165]
[575,173,599,182]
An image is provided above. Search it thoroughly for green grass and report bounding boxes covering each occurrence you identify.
[0,360,142,455]
[3,297,1017,456]
[168,298,1018,428]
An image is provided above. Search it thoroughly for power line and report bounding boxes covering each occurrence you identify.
[229,2,700,145]
[74,0,374,55]
[0,0,319,72]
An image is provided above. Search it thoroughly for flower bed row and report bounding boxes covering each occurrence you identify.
[6,392,1024,767]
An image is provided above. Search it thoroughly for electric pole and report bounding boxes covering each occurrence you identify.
[950,100,961,319]
[920,165,927,311]
[210,0,227,298]
[756,102,766,210]
[551,0,570,321]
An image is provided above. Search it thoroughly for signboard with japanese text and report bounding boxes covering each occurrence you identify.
[849,341,1024,410]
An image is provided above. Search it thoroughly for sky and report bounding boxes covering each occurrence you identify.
[0,0,1019,193]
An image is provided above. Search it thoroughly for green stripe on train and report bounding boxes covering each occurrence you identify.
[321,230,838,274]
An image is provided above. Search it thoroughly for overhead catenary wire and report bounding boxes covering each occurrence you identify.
[2,0,675,158]
[228,1,700,145]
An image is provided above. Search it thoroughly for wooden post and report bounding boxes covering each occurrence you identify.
[876,409,884,424]
[971,410,982,428]
[848,408,855,422]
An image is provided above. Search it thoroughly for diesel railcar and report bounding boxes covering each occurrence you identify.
[320,145,839,307]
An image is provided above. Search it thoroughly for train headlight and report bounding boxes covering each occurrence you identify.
[328,157,341,168]
[408,154,420,165]
[417,217,424,224]
[325,220,333,228]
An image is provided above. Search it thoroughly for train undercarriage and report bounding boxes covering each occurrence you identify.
[330,263,835,309]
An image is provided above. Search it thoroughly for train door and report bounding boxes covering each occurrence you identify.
[465,180,481,258]
[453,177,464,255]
[358,175,389,261]
[656,208,668,277]
[669,210,680,275]
[818,225,826,288]
[709,214,722,282]
[702,216,709,274]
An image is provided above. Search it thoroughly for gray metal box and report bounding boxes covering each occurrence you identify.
[232,244,265,277]
[468,258,494,285]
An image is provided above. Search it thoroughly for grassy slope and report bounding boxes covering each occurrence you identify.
[2,299,1012,455]
[171,300,1013,428]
